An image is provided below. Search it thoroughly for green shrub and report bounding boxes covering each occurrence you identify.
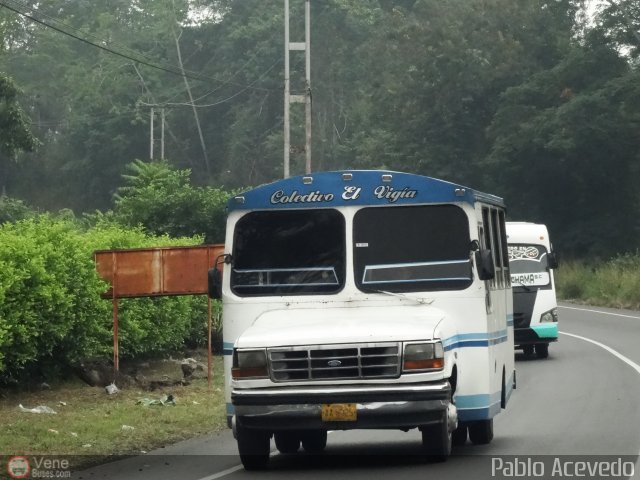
[0,216,213,380]
[556,254,640,310]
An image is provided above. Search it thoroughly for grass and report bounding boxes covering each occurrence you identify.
[0,356,227,469]
[555,254,640,310]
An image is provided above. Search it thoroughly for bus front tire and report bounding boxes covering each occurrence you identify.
[535,343,549,359]
[452,423,468,446]
[301,430,327,453]
[421,413,452,461]
[237,426,270,470]
[468,419,493,445]
[274,432,301,454]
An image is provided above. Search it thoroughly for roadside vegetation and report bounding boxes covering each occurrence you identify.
[555,254,640,310]
[0,357,226,468]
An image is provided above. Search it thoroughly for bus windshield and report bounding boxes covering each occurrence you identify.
[508,244,551,288]
[353,204,472,293]
[231,209,345,296]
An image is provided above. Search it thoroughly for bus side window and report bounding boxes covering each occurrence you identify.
[490,209,504,289]
[481,207,496,289]
[498,210,510,287]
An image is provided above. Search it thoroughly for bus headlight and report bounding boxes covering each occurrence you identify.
[403,341,444,372]
[232,349,269,379]
[540,308,558,323]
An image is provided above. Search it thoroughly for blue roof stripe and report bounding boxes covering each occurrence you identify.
[228,170,504,212]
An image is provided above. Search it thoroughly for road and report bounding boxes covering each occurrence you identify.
[71,303,640,480]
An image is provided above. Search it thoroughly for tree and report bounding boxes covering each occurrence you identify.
[112,159,236,243]
[0,74,37,194]
[486,38,640,256]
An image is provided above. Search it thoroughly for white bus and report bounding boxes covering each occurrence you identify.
[209,170,515,469]
[506,222,559,359]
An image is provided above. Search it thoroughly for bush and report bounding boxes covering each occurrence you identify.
[0,216,213,380]
[555,254,640,310]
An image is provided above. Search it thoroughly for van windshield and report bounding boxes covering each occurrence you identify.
[508,244,551,288]
[231,209,345,296]
[353,205,472,293]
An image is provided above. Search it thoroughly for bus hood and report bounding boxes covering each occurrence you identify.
[235,305,447,348]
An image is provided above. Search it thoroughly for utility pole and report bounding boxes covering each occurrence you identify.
[284,0,311,178]
[149,107,166,160]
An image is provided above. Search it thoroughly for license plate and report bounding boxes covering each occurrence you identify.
[321,403,357,422]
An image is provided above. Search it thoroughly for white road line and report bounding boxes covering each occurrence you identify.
[560,330,640,479]
[560,331,640,375]
[195,463,244,480]
[559,305,640,320]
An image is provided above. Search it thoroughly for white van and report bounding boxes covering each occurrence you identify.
[209,170,515,469]
[506,222,559,358]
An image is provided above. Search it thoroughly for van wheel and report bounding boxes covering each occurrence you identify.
[421,412,452,461]
[274,432,300,454]
[452,423,468,446]
[237,426,270,470]
[535,343,549,359]
[523,345,534,356]
[468,419,493,445]
[301,430,327,453]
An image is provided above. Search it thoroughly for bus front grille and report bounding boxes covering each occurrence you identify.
[268,343,401,382]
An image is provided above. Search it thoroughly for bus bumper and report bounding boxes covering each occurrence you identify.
[515,323,558,345]
[231,381,454,431]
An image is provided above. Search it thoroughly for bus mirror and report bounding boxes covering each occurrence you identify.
[208,267,222,299]
[469,240,480,252]
[547,252,559,270]
[475,249,495,281]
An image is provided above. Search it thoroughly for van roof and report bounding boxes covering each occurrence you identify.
[506,221,551,246]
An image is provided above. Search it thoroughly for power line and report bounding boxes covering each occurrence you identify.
[0,0,276,91]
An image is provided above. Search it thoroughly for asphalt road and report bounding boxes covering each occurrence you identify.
[71,302,640,480]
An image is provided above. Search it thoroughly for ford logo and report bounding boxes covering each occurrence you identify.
[327,360,342,367]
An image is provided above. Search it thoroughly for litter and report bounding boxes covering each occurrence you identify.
[18,404,57,414]
[136,394,176,407]
[105,383,119,395]
[47,429,59,434]
[121,425,135,431]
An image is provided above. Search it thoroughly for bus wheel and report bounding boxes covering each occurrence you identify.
[468,419,493,445]
[523,345,534,356]
[452,423,468,446]
[274,432,301,454]
[421,412,452,461]
[535,343,549,359]
[237,426,270,470]
[301,430,327,453]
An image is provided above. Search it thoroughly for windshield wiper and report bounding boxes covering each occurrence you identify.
[511,279,531,292]
[372,289,434,305]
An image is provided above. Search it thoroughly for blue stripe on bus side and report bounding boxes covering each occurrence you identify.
[456,392,502,421]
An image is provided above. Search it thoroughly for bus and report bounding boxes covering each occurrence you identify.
[208,170,515,469]
[506,222,559,359]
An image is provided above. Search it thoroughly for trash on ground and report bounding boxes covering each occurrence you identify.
[47,429,59,434]
[105,383,119,395]
[18,404,57,414]
[70,432,78,437]
[121,424,135,431]
[58,401,67,406]
[136,394,176,407]
[82,444,92,448]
